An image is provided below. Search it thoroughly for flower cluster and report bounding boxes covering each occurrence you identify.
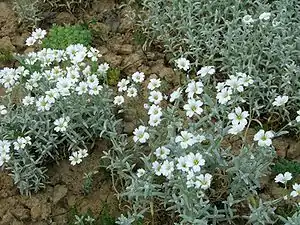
[113,72,144,106]
[26,28,47,46]
[242,12,271,25]
[228,107,249,135]
[151,150,212,190]
[0,136,32,167]
[69,149,88,166]
[216,73,253,105]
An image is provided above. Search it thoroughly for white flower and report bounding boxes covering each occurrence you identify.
[253,129,274,147]
[197,66,215,77]
[78,149,88,158]
[175,57,190,71]
[175,131,196,149]
[76,82,89,95]
[54,116,70,132]
[149,115,162,127]
[97,63,110,74]
[86,74,99,88]
[296,110,300,122]
[154,146,170,159]
[195,173,212,190]
[114,96,125,105]
[152,161,162,176]
[274,172,292,184]
[69,151,83,166]
[259,12,271,21]
[13,137,28,150]
[216,87,232,104]
[170,88,182,103]
[186,152,205,172]
[0,140,11,153]
[89,85,103,95]
[133,125,150,143]
[22,96,35,106]
[185,80,203,99]
[132,71,145,83]
[147,78,161,90]
[242,15,255,24]
[176,156,189,172]
[148,105,162,118]
[0,153,10,166]
[0,105,7,115]
[127,87,137,97]
[183,98,203,118]
[237,73,253,87]
[194,135,206,143]
[216,82,225,92]
[32,28,47,40]
[228,107,249,127]
[45,89,60,104]
[161,160,174,178]
[272,95,289,107]
[25,36,36,46]
[144,103,149,109]
[228,124,245,135]
[226,76,244,92]
[148,90,163,105]
[36,96,52,111]
[291,183,300,197]
[118,79,130,92]
[137,168,146,178]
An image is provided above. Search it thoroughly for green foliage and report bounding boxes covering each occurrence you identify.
[141,0,300,124]
[107,68,121,86]
[0,49,13,64]
[82,170,98,195]
[272,158,300,177]
[42,25,92,49]
[68,205,115,225]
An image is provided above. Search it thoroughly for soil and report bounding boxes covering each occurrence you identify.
[0,0,300,224]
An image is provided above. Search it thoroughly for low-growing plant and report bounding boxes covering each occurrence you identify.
[107,68,121,86]
[13,0,41,26]
[82,170,98,195]
[42,25,92,49]
[0,29,119,195]
[103,58,299,224]
[43,0,93,12]
[140,0,300,128]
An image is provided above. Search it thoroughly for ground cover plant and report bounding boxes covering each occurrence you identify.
[103,58,300,224]
[0,29,120,195]
[1,0,300,224]
[140,0,300,127]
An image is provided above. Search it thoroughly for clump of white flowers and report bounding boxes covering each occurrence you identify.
[0,28,120,194]
[106,56,294,224]
[69,149,88,166]
[216,73,253,105]
[25,28,47,46]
